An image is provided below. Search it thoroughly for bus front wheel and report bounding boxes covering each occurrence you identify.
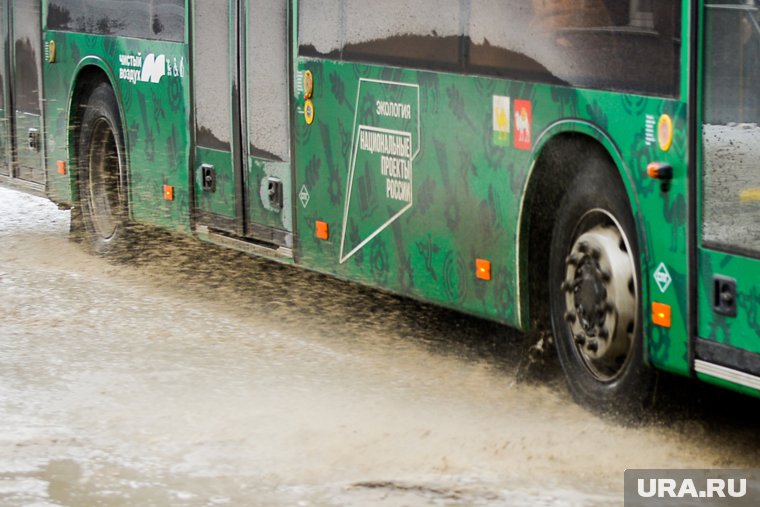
[549,161,655,417]
[76,83,130,256]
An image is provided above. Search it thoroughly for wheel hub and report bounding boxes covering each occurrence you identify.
[561,224,636,381]
[574,257,607,332]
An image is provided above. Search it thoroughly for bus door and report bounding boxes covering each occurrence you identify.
[8,0,45,184]
[192,0,293,250]
[0,0,10,177]
[696,1,760,389]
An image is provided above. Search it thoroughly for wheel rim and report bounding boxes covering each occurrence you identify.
[86,117,124,242]
[560,209,638,382]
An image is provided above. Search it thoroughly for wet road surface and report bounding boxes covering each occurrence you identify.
[2,187,760,506]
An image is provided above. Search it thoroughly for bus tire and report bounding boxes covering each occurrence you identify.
[76,83,130,256]
[548,159,655,418]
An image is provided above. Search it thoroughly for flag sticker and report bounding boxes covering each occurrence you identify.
[514,99,532,151]
[492,96,510,146]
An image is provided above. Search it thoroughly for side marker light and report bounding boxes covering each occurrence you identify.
[163,184,174,201]
[56,160,66,175]
[652,302,671,328]
[646,162,673,181]
[316,220,329,240]
[476,258,492,281]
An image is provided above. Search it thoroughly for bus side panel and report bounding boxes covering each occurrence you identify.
[43,31,192,233]
[628,101,691,378]
[528,98,691,378]
[698,251,760,357]
[294,62,524,327]
[293,59,691,378]
[41,32,73,205]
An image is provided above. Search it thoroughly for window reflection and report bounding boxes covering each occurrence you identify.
[48,0,184,43]
[299,0,681,96]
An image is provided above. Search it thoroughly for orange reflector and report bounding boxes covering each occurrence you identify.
[56,160,66,175]
[652,302,671,328]
[316,220,329,240]
[475,258,492,281]
[163,184,174,201]
[304,70,314,99]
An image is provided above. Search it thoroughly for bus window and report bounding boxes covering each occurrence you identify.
[468,0,680,95]
[300,0,680,97]
[702,1,760,251]
[13,1,41,116]
[299,0,463,71]
[193,0,231,151]
[47,0,185,42]
[247,0,289,162]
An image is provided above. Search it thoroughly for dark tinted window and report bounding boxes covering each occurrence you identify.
[299,2,463,72]
[14,0,42,114]
[47,0,185,42]
[703,1,760,125]
[300,0,681,96]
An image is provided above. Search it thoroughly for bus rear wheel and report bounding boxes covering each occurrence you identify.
[76,83,130,256]
[549,161,655,418]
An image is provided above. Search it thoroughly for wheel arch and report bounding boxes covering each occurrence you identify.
[66,58,130,204]
[518,121,648,340]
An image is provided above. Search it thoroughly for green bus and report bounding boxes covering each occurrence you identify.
[1,0,758,415]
